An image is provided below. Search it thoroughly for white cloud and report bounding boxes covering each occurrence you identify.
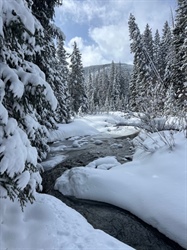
[89,23,133,64]
[56,0,177,66]
[65,37,110,67]
[59,0,176,28]
[56,0,106,23]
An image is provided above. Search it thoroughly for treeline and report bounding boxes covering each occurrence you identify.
[128,0,186,116]
[84,62,131,113]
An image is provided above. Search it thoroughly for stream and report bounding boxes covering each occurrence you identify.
[41,132,185,250]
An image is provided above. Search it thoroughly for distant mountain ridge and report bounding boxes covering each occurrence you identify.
[83,63,133,76]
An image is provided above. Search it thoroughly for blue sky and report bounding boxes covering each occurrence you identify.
[55,0,177,67]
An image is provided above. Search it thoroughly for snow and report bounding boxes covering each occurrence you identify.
[86,156,121,170]
[48,113,139,143]
[15,170,31,190]
[1,0,42,36]
[0,0,3,37]
[0,102,8,125]
[1,112,186,249]
[55,128,187,249]
[48,119,99,142]
[41,155,67,170]
[0,113,41,197]
[0,63,24,98]
[0,193,134,250]
[17,63,58,111]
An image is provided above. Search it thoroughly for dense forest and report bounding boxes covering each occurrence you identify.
[0,0,186,207]
[84,62,132,113]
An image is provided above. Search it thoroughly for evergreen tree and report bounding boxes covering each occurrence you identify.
[172,0,187,109]
[86,72,95,113]
[56,35,71,122]
[128,64,138,111]
[0,0,54,207]
[143,24,154,60]
[128,14,150,112]
[109,61,117,110]
[153,29,161,72]
[160,21,173,80]
[69,42,88,114]
[113,72,122,110]
[118,63,130,110]
[30,0,71,124]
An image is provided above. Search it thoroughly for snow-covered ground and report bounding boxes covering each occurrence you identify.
[0,193,134,250]
[53,114,187,249]
[48,113,139,142]
[1,113,139,250]
[1,112,186,249]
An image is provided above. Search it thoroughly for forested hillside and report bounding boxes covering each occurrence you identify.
[84,62,133,112]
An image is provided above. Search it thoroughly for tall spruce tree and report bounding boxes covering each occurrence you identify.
[30,0,71,124]
[118,63,130,110]
[0,0,56,207]
[153,29,162,73]
[128,14,149,112]
[56,35,71,122]
[172,0,187,110]
[69,42,88,114]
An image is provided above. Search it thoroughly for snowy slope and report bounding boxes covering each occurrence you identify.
[0,193,134,250]
[83,62,133,77]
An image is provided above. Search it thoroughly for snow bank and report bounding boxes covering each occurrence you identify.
[0,193,134,250]
[41,155,67,170]
[48,113,140,143]
[55,131,187,249]
[48,119,98,142]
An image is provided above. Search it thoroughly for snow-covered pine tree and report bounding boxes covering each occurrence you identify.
[153,30,161,73]
[101,67,110,109]
[143,24,154,60]
[160,22,172,79]
[56,35,71,123]
[128,14,150,112]
[172,0,187,110]
[118,62,129,110]
[112,65,121,111]
[85,72,95,113]
[94,70,103,110]
[69,42,88,114]
[141,23,157,104]
[128,63,138,111]
[181,27,187,106]
[0,0,56,207]
[161,22,176,114]
[109,61,117,110]
[30,0,70,124]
